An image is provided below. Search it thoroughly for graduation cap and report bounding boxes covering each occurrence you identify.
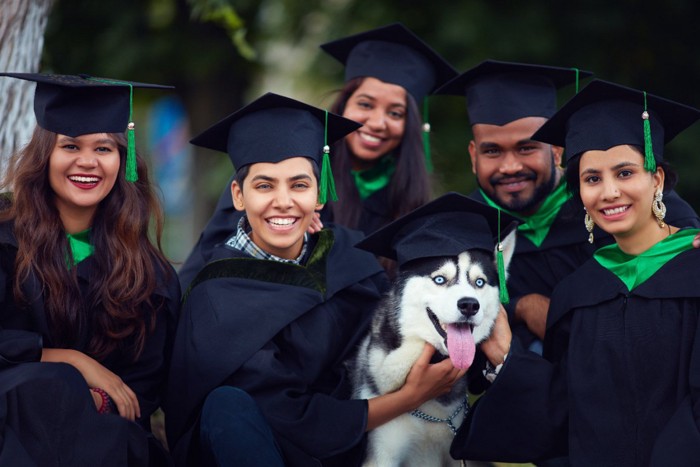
[531,79,700,171]
[320,23,457,102]
[434,60,593,126]
[190,92,362,204]
[320,23,457,172]
[356,192,518,304]
[0,73,172,182]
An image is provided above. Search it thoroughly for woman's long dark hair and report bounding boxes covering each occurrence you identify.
[0,126,172,360]
[328,77,432,230]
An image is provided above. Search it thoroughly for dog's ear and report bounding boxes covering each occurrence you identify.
[494,221,518,278]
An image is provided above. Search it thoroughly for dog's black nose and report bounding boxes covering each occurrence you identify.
[458,297,480,317]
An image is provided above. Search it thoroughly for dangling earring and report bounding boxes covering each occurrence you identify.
[652,190,666,228]
[584,208,595,244]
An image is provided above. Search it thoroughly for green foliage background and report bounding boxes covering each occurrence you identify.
[42,0,700,260]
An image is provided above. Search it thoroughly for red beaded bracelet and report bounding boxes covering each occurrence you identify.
[91,387,114,414]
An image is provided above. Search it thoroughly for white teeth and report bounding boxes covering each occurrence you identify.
[359,133,381,143]
[268,218,295,226]
[440,323,447,331]
[69,176,99,183]
[603,206,628,215]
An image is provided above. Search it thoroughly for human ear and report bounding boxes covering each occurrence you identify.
[468,140,478,175]
[231,181,245,212]
[652,166,665,193]
[551,145,564,167]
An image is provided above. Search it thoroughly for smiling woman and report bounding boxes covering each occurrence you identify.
[321,23,457,236]
[576,145,668,254]
[165,92,466,467]
[339,76,406,170]
[0,73,179,467]
[231,157,322,260]
[49,133,121,233]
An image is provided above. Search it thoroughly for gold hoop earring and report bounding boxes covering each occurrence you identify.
[584,208,595,244]
[652,191,666,228]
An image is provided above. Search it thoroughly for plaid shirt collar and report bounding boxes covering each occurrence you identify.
[225,215,308,265]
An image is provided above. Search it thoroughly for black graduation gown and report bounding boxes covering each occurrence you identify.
[0,222,180,466]
[470,189,700,349]
[165,226,387,467]
[176,175,238,291]
[451,248,700,466]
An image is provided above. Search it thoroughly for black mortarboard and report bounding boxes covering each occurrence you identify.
[320,23,457,102]
[356,192,518,303]
[531,79,700,171]
[190,92,362,203]
[434,60,593,126]
[0,72,172,182]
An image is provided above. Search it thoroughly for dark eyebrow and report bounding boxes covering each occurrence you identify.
[580,167,600,176]
[250,173,313,183]
[479,142,501,150]
[289,174,313,181]
[354,93,406,110]
[57,136,116,146]
[250,175,275,182]
[354,93,376,101]
[57,136,78,144]
[580,161,640,176]
[612,161,640,170]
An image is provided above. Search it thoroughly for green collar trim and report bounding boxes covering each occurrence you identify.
[66,228,94,268]
[184,229,334,302]
[594,228,700,291]
[480,180,571,247]
[351,155,396,200]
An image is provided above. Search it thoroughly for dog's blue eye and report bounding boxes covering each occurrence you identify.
[474,278,485,288]
[433,275,446,285]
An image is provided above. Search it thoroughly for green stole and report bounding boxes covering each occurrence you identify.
[594,228,700,291]
[66,228,94,267]
[351,155,396,200]
[480,180,571,247]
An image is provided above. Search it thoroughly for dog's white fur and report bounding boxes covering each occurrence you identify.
[352,230,516,466]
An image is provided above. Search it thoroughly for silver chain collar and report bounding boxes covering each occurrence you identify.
[409,395,469,435]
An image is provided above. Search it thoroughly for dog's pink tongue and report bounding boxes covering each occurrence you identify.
[447,324,475,369]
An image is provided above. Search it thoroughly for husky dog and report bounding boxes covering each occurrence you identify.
[352,230,516,467]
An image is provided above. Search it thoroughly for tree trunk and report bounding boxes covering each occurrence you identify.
[0,0,54,176]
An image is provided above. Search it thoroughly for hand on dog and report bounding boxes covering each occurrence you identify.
[365,343,466,431]
[480,307,512,367]
[403,343,466,408]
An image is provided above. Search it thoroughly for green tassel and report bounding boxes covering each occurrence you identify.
[497,245,509,305]
[126,123,138,182]
[319,147,337,204]
[643,118,655,172]
[422,99,433,172]
[318,110,337,204]
[496,209,509,304]
[571,67,580,93]
[642,92,656,172]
